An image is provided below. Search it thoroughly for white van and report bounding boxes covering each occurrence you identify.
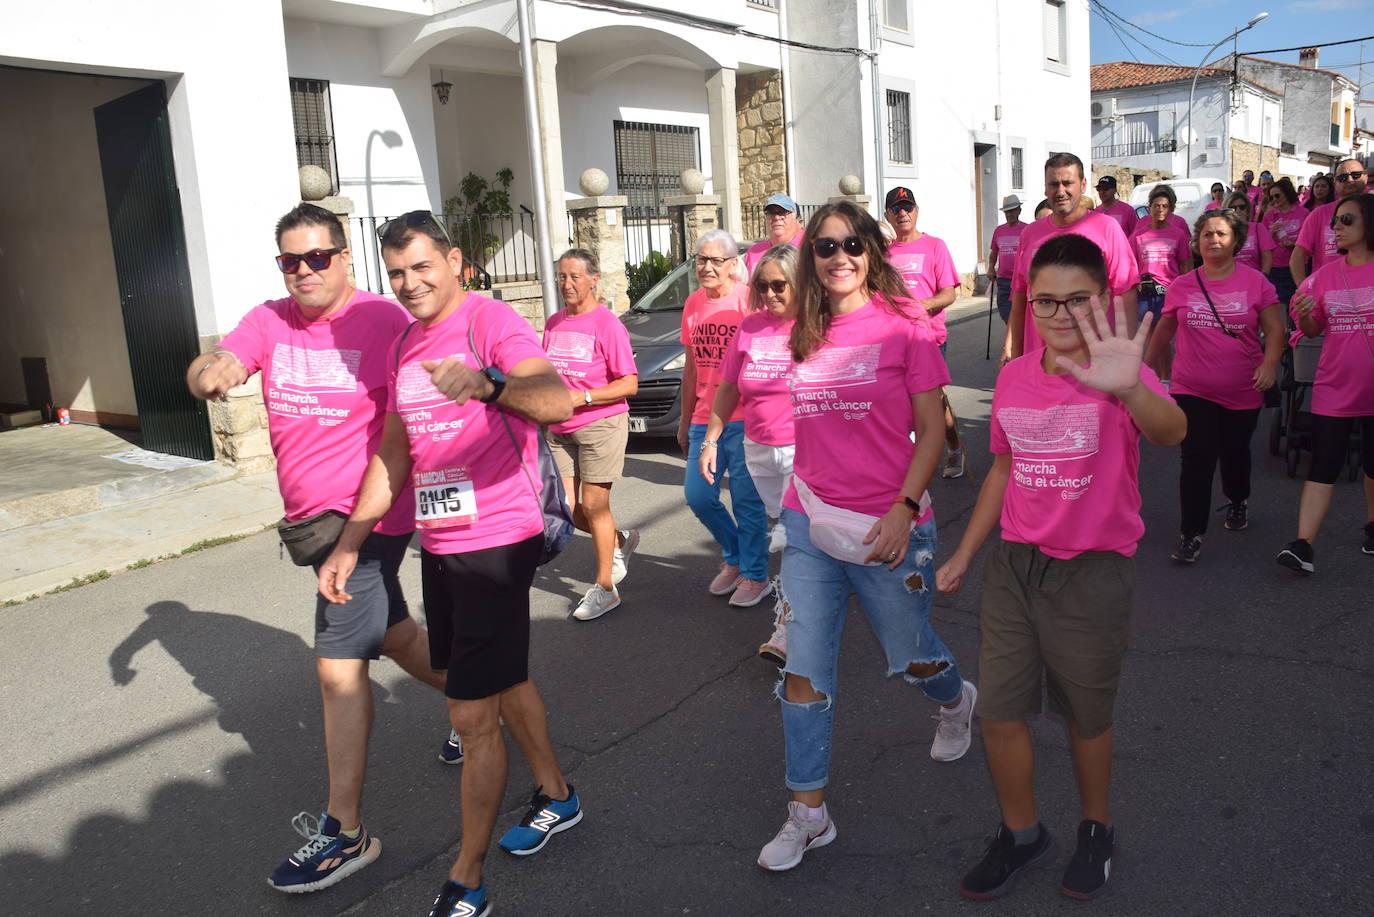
[1129,178,1215,232]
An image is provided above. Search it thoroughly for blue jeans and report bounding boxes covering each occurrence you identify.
[685,421,768,581]
[777,507,964,791]
[1139,290,1165,322]
[995,277,1012,323]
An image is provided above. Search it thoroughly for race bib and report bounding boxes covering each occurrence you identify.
[413,467,478,528]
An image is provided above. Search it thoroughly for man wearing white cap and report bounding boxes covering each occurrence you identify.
[744,193,805,275]
[988,195,1026,324]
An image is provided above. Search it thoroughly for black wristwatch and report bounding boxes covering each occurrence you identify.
[479,366,507,404]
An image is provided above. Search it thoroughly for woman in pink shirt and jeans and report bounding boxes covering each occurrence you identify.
[755,201,975,873]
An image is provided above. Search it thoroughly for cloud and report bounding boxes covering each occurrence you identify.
[1289,0,1372,11]
[1130,9,1185,26]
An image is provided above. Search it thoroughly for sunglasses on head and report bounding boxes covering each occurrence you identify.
[275,248,342,274]
[887,201,915,213]
[1335,212,1360,226]
[376,210,451,242]
[1336,170,1366,183]
[813,236,865,258]
[752,278,789,295]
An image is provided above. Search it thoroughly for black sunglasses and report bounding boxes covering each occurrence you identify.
[887,201,915,213]
[1336,171,1366,183]
[275,248,342,274]
[1335,212,1360,227]
[377,210,451,242]
[813,236,865,258]
[752,278,789,295]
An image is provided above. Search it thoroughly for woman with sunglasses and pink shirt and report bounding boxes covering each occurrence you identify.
[701,244,800,665]
[755,200,974,873]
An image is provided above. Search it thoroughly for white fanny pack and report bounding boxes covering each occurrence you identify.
[793,475,930,566]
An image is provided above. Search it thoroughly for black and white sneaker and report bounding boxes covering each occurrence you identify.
[959,823,1054,900]
[1362,522,1374,556]
[1277,539,1315,574]
[1223,502,1248,531]
[1060,820,1114,899]
[1171,534,1202,564]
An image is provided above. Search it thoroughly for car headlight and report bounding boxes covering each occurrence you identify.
[662,351,686,372]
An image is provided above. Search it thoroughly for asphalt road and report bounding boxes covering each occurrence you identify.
[1,303,1370,916]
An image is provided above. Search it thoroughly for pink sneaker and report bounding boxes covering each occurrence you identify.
[708,563,742,596]
[729,577,773,608]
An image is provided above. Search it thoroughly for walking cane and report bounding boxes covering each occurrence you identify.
[985,264,994,360]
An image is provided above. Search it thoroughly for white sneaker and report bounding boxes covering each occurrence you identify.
[758,579,789,666]
[573,584,621,621]
[611,529,640,585]
[931,680,977,762]
[767,522,787,554]
[758,801,837,871]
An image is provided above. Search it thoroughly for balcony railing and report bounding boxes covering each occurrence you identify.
[746,0,779,8]
[1090,139,1178,159]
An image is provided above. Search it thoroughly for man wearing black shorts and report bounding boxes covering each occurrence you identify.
[186,204,452,894]
[319,211,579,917]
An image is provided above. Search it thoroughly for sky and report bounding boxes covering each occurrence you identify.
[1088,0,1374,97]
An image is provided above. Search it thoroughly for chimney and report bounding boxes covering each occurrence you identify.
[1300,47,1319,69]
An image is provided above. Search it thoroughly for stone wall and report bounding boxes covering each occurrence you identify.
[735,70,788,204]
[1229,139,1282,182]
[1091,164,1175,201]
[197,334,275,474]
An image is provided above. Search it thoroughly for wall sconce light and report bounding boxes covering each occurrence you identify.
[433,70,453,105]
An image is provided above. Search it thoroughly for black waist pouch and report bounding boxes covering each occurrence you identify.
[276,509,347,566]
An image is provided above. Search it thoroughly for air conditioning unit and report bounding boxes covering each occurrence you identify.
[1198,152,1214,165]
[1090,98,1117,121]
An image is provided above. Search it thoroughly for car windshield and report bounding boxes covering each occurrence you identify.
[628,243,753,313]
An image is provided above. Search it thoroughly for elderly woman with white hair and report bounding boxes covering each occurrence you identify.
[679,228,771,608]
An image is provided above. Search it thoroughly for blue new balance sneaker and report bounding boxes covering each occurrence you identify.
[497,784,583,855]
[439,728,464,765]
[268,811,380,893]
[427,879,490,917]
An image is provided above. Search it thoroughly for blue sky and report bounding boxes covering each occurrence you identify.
[1088,0,1374,95]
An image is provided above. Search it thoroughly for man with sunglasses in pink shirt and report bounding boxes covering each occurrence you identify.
[1291,158,1369,287]
[186,203,451,896]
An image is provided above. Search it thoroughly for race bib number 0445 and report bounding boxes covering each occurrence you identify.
[413,467,478,528]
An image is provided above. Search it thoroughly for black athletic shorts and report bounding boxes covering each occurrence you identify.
[421,533,543,700]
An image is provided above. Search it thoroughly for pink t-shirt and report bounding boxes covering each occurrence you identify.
[1295,260,1374,417]
[1130,223,1192,287]
[1097,200,1139,237]
[541,304,636,435]
[720,311,795,446]
[682,284,748,425]
[1247,186,1263,209]
[1263,205,1309,267]
[1235,221,1275,273]
[1163,265,1278,410]
[991,351,1171,558]
[991,222,1027,278]
[1012,213,1141,353]
[1204,200,1223,212]
[1296,201,1339,274]
[389,293,550,554]
[744,230,805,275]
[783,296,948,520]
[888,234,960,345]
[218,291,414,534]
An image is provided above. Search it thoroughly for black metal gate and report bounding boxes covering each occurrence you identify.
[95,83,212,460]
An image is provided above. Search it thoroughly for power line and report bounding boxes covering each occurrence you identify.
[1089,3,1181,65]
[1089,0,1214,48]
[1242,35,1374,57]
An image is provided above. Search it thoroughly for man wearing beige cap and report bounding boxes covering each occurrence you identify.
[988,195,1026,324]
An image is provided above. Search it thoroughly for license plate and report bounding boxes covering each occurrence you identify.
[628,416,647,433]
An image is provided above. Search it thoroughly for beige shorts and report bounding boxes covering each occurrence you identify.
[547,412,629,484]
[977,539,1134,738]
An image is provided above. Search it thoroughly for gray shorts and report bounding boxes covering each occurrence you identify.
[313,531,412,659]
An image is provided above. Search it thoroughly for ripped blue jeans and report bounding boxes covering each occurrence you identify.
[777,506,963,791]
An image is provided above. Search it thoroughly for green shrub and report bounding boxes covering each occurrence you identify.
[627,250,675,302]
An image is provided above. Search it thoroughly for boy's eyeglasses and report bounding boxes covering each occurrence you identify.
[813,236,865,258]
[1336,170,1366,183]
[377,210,451,242]
[1029,296,1093,318]
[752,279,789,295]
[276,248,342,274]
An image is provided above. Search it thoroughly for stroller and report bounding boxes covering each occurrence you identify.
[1272,333,1365,480]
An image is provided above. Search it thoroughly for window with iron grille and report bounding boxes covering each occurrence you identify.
[613,121,701,216]
[1011,147,1024,189]
[290,78,339,194]
[887,90,912,164]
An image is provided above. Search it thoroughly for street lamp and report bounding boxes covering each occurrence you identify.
[1186,12,1269,177]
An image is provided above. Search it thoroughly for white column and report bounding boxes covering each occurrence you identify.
[533,39,570,256]
[705,67,741,236]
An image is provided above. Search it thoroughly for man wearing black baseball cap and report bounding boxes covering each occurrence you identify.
[1094,176,1138,237]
